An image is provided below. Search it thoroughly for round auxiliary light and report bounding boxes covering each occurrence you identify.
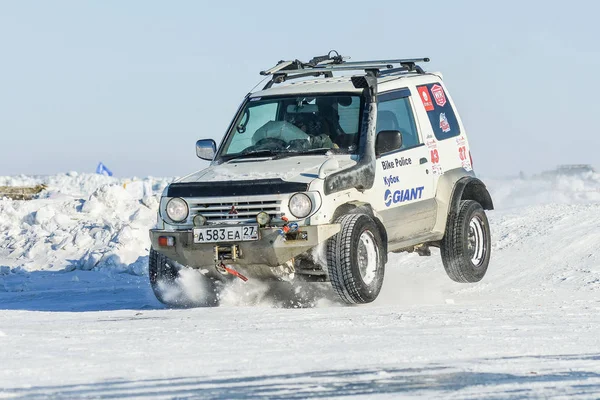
[288,193,312,219]
[256,211,271,226]
[166,197,189,222]
[193,214,207,226]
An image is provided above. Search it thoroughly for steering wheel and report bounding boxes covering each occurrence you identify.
[252,137,288,151]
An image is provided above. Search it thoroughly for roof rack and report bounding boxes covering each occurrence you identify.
[259,50,430,89]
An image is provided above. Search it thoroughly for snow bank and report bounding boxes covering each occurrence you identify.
[0,173,171,275]
[486,171,600,209]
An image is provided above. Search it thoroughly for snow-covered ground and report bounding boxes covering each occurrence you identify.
[1,172,600,399]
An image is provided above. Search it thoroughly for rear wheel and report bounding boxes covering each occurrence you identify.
[149,247,219,307]
[441,200,491,283]
[326,214,385,304]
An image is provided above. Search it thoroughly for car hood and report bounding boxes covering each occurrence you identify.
[176,155,357,185]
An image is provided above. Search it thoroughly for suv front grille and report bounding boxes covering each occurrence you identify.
[188,199,283,224]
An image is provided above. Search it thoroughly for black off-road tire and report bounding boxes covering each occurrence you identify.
[326,214,385,304]
[149,247,177,304]
[441,200,491,283]
[149,247,219,307]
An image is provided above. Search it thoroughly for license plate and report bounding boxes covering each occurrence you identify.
[193,225,259,243]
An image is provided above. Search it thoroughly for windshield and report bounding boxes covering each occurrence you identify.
[219,94,363,160]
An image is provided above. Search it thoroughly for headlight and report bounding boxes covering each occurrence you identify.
[288,193,312,219]
[166,198,189,222]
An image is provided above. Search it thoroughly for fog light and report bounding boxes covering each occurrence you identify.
[256,211,271,226]
[158,236,175,247]
[193,214,207,226]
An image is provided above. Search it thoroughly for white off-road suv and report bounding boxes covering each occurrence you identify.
[149,52,493,306]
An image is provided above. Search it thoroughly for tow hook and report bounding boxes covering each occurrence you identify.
[213,244,248,281]
[216,260,248,282]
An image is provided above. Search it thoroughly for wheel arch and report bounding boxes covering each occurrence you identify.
[431,169,494,238]
[451,177,494,212]
[331,201,388,263]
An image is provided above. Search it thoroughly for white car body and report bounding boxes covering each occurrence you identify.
[149,56,493,299]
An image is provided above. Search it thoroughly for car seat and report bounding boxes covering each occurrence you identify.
[376,110,419,149]
[377,110,400,132]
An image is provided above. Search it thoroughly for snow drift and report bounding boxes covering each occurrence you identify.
[1,170,599,304]
[0,173,171,276]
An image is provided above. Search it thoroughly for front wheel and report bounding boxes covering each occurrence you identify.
[149,247,219,307]
[326,214,385,304]
[441,200,491,283]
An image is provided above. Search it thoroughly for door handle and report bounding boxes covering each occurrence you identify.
[419,157,428,165]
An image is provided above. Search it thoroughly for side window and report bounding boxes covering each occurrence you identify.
[377,90,420,151]
[416,83,460,140]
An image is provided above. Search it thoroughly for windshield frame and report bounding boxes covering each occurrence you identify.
[213,92,366,163]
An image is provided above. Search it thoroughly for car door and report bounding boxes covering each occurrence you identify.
[374,88,436,243]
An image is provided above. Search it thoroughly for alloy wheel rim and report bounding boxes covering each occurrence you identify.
[467,215,486,266]
[357,230,379,285]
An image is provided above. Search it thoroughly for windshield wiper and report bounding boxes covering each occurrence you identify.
[224,148,340,162]
[273,148,332,160]
[223,150,279,162]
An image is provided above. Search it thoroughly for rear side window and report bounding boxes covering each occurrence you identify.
[416,83,460,140]
[377,90,420,150]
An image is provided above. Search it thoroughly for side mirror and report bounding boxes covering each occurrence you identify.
[196,139,216,161]
[375,130,403,156]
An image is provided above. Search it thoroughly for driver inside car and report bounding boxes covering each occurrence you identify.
[250,111,338,152]
[251,119,309,149]
[287,113,337,150]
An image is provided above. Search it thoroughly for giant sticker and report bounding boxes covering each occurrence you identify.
[384,187,424,207]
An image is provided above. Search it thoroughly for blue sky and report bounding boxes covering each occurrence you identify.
[1,0,598,177]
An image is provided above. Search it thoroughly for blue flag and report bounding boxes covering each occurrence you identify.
[96,162,113,176]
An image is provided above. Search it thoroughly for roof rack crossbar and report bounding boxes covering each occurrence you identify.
[378,66,410,76]
[258,52,430,89]
[311,64,395,72]
[333,57,429,67]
